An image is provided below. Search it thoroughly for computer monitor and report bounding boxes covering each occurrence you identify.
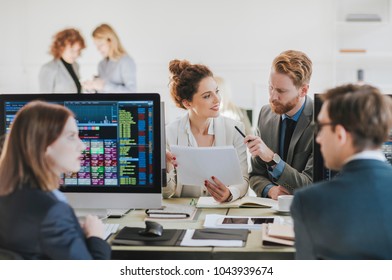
[160,102,167,188]
[313,93,392,182]
[0,93,162,211]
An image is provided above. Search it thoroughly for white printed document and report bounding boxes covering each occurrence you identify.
[180,229,243,247]
[170,145,243,186]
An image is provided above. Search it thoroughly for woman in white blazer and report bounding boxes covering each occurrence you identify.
[39,28,85,93]
[165,59,249,202]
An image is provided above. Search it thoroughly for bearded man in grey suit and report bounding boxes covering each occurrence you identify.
[244,50,314,199]
[291,84,392,259]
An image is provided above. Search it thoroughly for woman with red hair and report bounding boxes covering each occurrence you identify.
[39,28,86,93]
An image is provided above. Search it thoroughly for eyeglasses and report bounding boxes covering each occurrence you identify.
[311,122,337,135]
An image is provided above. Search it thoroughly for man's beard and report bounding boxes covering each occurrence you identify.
[270,95,300,115]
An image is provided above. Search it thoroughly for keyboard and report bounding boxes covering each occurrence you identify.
[103,223,120,240]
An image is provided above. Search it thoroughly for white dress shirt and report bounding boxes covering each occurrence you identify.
[164,113,249,201]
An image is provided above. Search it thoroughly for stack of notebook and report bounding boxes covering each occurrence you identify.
[261,224,294,247]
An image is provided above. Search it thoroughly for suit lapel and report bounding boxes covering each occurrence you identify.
[214,117,226,146]
[267,114,281,154]
[177,115,190,146]
[57,59,75,85]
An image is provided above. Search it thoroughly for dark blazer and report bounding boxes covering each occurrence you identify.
[0,188,111,259]
[291,159,392,259]
[250,96,314,196]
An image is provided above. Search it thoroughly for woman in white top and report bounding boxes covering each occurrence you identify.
[83,24,136,93]
[165,59,249,202]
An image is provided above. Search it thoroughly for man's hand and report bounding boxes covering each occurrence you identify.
[268,185,290,200]
[244,135,274,162]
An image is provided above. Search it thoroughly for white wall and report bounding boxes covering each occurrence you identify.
[0,0,336,122]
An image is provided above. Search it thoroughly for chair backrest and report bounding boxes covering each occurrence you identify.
[0,247,23,260]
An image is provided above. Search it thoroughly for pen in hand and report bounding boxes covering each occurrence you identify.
[235,126,254,144]
[234,126,246,138]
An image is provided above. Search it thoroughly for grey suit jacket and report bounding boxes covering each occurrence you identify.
[164,114,249,200]
[39,59,80,93]
[250,96,314,196]
[291,159,392,259]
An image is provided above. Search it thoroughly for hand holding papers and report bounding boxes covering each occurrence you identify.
[170,145,243,186]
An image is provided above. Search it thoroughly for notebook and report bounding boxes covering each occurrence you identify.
[196,196,277,208]
[261,224,294,247]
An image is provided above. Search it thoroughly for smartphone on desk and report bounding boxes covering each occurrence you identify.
[223,217,274,225]
[215,216,277,229]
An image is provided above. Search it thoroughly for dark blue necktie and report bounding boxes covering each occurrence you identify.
[283,118,296,161]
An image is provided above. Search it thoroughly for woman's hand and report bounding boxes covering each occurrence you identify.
[204,176,232,202]
[82,215,105,239]
[81,80,95,91]
[82,78,104,92]
[91,78,104,91]
[166,150,177,172]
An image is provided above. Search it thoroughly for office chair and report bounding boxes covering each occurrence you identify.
[0,247,23,260]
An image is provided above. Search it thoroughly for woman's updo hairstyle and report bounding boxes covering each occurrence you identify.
[169,59,213,109]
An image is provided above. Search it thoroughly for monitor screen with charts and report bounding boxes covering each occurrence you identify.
[0,93,162,211]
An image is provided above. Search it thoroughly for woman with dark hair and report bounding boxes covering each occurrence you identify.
[0,101,111,259]
[165,59,249,202]
[39,28,86,93]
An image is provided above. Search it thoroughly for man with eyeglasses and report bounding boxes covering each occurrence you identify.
[291,84,392,259]
[244,50,314,200]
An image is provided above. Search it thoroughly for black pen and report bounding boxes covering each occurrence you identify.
[234,125,246,138]
[235,126,253,143]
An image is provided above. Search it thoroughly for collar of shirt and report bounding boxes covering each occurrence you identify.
[344,150,387,165]
[52,189,68,203]
[184,115,215,147]
[281,97,306,122]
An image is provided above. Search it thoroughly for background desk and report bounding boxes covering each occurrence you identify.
[107,198,294,260]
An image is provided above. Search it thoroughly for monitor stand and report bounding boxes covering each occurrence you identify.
[106,208,132,218]
[74,208,132,219]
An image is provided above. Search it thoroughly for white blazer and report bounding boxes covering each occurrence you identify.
[164,114,249,201]
[39,59,80,93]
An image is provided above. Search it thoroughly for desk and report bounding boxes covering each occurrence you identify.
[107,198,295,260]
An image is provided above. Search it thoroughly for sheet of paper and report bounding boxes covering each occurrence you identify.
[180,229,243,247]
[170,145,243,186]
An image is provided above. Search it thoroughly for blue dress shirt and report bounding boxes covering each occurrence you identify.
[262,101,306,197]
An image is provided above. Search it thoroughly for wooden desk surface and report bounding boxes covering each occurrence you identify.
[107,198,294,260]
